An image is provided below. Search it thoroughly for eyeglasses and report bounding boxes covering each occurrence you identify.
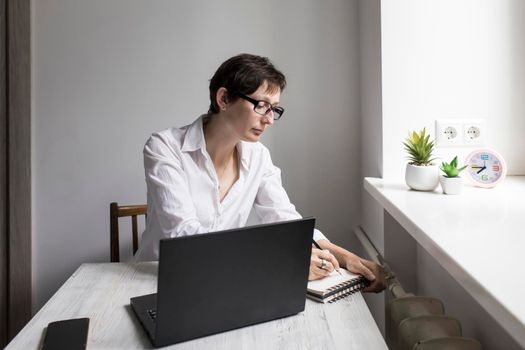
[236,92,285,120]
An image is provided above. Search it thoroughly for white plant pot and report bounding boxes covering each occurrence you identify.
[405,163,439,191]
[439,175,463,195]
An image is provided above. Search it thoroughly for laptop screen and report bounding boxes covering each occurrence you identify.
[154,218,315,346]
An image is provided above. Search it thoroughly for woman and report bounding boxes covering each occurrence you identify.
[135,53,385,292]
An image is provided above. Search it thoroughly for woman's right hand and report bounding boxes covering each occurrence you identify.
[308,248,340,281]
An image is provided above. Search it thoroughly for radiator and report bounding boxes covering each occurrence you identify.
[354,226,482,350]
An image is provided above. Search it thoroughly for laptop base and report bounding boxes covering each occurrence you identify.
[130,293,157,343]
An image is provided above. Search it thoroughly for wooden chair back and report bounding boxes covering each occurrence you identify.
[110,202,147,262]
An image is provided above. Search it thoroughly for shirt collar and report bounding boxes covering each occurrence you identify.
[181,114,251,171]
[181,115,206,153]
[237,142,250,171]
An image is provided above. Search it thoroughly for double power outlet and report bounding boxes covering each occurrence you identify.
[435,119,486,147]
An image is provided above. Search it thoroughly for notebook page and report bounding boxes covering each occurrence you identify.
[307,269,362,294]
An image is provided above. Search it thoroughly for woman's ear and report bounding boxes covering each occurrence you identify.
[216,87,229,111]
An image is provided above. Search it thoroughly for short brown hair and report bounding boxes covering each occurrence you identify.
[208,53,287,114]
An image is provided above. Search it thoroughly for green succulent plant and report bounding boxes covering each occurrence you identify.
[440,156,467,178]
[403,128,436,166]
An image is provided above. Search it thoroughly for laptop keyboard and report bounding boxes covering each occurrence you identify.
[147,309,157,321]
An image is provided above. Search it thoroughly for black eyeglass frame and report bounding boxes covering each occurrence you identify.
[235,92,285,120]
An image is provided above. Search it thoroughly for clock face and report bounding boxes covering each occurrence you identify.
[464,148,507,188]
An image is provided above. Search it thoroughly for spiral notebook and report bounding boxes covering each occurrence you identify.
[307,269,369,304]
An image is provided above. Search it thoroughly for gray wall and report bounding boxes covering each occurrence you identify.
[32,0,362,310]
[358,0,385,334]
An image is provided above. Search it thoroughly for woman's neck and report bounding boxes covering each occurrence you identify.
[203,114,238,166]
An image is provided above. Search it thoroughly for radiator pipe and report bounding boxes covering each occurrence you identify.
[353,226,413,298]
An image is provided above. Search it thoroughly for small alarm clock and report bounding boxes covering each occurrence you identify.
[464,148,507,188]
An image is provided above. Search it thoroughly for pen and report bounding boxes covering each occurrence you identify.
[312,240,342,275]
[312,240,322,250]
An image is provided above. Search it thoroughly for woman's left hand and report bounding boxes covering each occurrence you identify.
[343,253,386,293]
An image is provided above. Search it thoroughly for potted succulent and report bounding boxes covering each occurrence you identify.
[439,156,467,195]
[403,128,439,191]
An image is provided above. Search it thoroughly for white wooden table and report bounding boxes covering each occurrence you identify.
[6,263,387,349]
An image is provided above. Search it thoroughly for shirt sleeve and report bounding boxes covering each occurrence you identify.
[144,134,208,238]
[253,147,328,242]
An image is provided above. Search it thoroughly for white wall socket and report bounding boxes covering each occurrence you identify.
[463,120,486,145]
[435,119,486,147]
[435,120,463,146]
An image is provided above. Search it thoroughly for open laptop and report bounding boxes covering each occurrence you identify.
[130,217,315,347]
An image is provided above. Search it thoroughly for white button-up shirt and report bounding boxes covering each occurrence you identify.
[134,115,327,261]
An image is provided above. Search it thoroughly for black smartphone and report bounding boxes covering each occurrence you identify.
[42,317,90,350]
